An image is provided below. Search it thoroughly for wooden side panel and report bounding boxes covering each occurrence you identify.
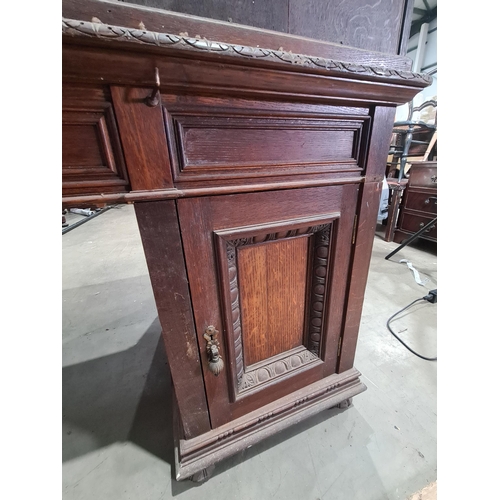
[338,181,381,373]
[134,200,210,438]
[238,237,309,366]
[338,106,398,372]
[110,86,174,191]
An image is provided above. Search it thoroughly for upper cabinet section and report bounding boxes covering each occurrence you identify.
[62,0,414,56]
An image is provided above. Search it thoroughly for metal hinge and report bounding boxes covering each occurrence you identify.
[352,214,358,245]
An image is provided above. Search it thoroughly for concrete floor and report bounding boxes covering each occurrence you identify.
[62,205,437,500]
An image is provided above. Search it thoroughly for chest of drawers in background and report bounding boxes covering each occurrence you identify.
[394,161,437,243]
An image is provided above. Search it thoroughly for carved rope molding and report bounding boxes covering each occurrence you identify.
[62,19,432,86]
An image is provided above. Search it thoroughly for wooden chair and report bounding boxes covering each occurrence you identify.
[389,99,437,181]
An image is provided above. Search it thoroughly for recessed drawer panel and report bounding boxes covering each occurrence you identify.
[405,191,437,214]
[176,117,362,169]
[399,212,437,240]
[163,95,370,183]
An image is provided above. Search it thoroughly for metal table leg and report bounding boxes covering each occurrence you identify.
[385,217,437,260]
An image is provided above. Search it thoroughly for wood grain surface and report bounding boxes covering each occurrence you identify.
[134,200,211,438]
[238,237,309,366]
[110,86,174,191]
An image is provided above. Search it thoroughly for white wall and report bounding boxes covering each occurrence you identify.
[395,17,437,121]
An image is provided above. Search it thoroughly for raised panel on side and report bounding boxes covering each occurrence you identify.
[62,86,129,197]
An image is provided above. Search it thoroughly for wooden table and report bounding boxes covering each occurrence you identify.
[62,0,430,481]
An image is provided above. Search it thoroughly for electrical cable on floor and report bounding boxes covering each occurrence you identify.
[386,291,437,361]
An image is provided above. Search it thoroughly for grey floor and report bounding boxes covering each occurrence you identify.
[62,205,437,500]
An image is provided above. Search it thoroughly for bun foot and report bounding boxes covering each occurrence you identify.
[190,465,215,483]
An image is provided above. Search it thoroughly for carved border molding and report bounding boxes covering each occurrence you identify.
[62,18,432,86]
[222,222,334,395]
[226,244,244,384]
[307,224,331,355]
[239,348,319,394]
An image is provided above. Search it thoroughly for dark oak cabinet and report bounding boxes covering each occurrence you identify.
[62,0,430,481]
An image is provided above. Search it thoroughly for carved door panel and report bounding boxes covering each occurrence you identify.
[177,185,358,428]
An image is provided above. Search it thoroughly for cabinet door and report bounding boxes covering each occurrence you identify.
[177,185,358,428]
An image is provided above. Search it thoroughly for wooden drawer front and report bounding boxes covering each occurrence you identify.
[164,95,370,184]
[405,190,437,214]
[408,163,437,188]
[399,212,437,239]
[62,86,129,197]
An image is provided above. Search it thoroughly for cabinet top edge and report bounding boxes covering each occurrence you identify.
[62,17,432,90]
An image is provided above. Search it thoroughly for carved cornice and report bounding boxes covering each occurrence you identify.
[62,18,432,86]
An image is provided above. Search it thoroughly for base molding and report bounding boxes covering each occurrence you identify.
[174,367,366,481]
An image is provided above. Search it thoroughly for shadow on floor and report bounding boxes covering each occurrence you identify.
[62,320,174,466]
[62,317,359,496]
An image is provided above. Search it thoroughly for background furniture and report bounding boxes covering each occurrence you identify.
[384,177,408,242]
[384,99,437,242]
[62,0,430,481]
[387,99,437,181]
[394,160,437,244]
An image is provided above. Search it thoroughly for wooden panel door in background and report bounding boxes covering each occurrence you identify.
[177,185,358,428]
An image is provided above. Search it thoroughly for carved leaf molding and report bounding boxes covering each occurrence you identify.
[62,19,432,85]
